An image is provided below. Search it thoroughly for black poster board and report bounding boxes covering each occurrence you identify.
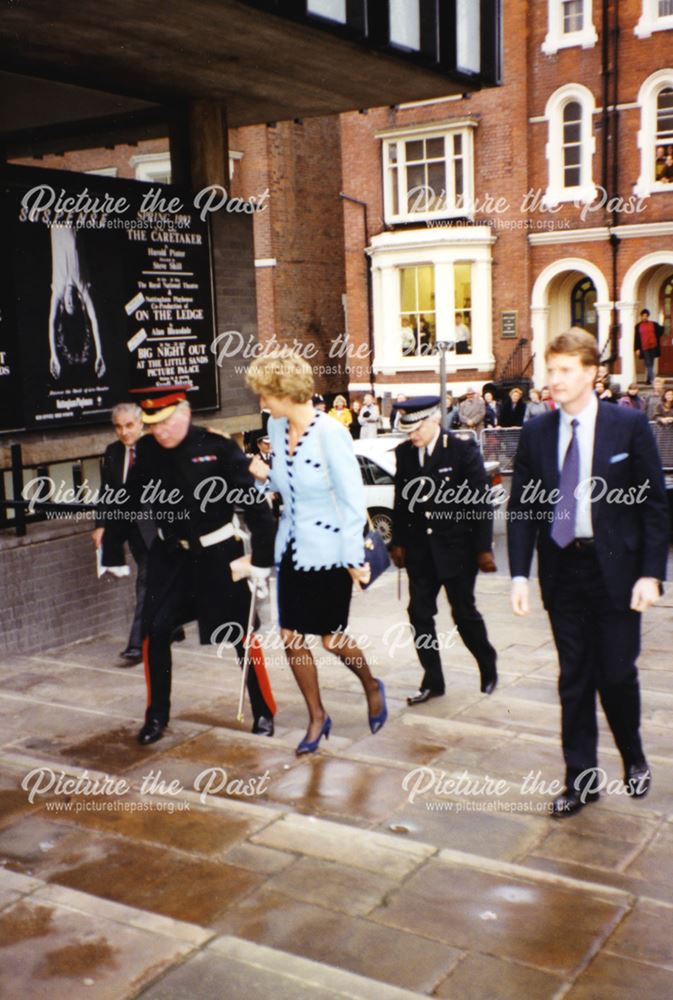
[0,165,219,432]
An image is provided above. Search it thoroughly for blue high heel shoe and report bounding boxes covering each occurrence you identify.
[296,716,332,755]
[368,678,388,734]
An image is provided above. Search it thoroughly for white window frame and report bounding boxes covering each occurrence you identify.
[542,0,597,54]
[130,152,172,184]
[635,70,673,197]
[367,227,496,374]
[544,84,597,206]
[378,120,477,225]
[229,149,243,182]
[635,0,673,38]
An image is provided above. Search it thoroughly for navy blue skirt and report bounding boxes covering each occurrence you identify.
[277,543,353,635]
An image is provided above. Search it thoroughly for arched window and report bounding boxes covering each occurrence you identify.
[636,70,673,196]
[544,85,597,206]
[562,102,583,187]
[571,277,597,337]
[655,88,673,182]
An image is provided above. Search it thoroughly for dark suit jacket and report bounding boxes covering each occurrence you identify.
[499,398,526,428]
[393,432,493,580]
[98,439,156,563]
[508,403,669,611]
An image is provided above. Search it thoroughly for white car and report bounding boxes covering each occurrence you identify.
[354,432,501,545]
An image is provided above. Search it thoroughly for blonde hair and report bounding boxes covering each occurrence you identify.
[545,328,599,368]
[332,394,347,407]
[245,348,314,403]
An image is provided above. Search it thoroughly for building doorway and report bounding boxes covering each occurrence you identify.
[659,275,673,376]
[571,276,598,337]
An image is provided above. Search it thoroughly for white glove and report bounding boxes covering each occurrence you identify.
[248,565,271,599]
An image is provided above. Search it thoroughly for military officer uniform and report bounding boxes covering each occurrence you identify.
[125,390,276,744]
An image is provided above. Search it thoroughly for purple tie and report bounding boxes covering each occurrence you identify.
[551,418,579,549]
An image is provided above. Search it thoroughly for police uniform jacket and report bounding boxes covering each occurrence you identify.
[262,410,366,570]
[392,432,493,580]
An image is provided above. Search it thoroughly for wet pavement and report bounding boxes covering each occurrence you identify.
[1,568,673,998]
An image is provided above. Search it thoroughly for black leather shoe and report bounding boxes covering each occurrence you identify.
[119,647,142,666]
[480,668,498,695]
[407,688,444,706]
[624,762,651,798]
[551,789,599,818]
[172,627,186,643]
[252,716,274,737]
[137,718,165,745]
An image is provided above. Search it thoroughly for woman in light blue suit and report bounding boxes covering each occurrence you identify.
[246,351,387,753]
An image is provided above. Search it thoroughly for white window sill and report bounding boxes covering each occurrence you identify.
[634,178,673,197]
[541,25,598,54]
[376,355,495,374]
[635,15,673,38]
[543,184,598,208]
[384,208,475,226]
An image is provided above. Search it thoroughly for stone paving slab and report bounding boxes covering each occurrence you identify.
[250,812,436,878]
[211,887,463,993]
[368,859,628,978]
[0,870,212,1000]
[2,568,673,996]
[143,934,428,1000]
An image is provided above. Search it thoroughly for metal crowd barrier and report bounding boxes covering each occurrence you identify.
[479,422,673,475]
[650,421,673,471]
[450,428,478,445]
[480,428,522,473]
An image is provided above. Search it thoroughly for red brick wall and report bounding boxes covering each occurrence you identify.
[230,116,347,394]
[11,138,169,178]
[339,0,673,392]
[340,0,533,385]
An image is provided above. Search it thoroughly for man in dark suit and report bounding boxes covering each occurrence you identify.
[390,397,498,704]
[92,403,156,665]
[508,329,668,817]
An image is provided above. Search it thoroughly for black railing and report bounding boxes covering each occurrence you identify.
[0,443,102,537]
[496,337,533,385]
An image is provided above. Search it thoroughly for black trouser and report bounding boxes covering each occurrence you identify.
[547,546,644,792]
[407,558,497,692]
[642,348,657,383]
[143,541,273,726]
[127,531,148,652]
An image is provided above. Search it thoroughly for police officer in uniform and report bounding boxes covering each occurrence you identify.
[122,388,277,745]
[390,397,498,703]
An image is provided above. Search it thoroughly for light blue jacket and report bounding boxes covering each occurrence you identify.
[262,410,366,570]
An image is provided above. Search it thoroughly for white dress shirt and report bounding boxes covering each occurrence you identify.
[122,445,136,484]
[419,427,440,466]
[512,393,597,582]
[558,392,597,539]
